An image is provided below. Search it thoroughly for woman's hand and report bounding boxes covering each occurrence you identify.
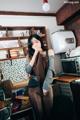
[32,43,42,52]
[43,89,49,96]
[48,49,54,56]
[29,43,41,66]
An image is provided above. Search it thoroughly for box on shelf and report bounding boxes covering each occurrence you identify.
[0,50,8,59]
[10,48,24,58]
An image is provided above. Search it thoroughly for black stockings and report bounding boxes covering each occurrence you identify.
[28,87,45,120]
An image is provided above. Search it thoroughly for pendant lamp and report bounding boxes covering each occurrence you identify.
[42,0,50,12]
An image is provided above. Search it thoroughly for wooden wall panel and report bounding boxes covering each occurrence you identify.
[75,29,80,46]
[56,4,80,25]
[56,3,80,46]
[65,18,80,46]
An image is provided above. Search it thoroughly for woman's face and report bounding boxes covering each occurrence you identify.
[31,37,41,48]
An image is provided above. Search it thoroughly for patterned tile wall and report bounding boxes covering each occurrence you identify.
[0,58,28,82]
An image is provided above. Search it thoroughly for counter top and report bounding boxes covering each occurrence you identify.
[53,75,80,83]
[12,79,29,89]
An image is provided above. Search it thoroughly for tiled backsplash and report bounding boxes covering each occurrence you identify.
[0,58,28,82]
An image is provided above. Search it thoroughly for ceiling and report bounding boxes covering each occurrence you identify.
[0,0,65,13]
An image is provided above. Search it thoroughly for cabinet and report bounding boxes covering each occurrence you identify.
[0,26,48,61]
[52,75,80,120]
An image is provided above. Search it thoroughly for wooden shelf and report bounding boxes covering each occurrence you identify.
[0,26,46,30]
[0,47,27,61]
[0,34,45,41]
[0,36,29,40]
[0,46,26,51]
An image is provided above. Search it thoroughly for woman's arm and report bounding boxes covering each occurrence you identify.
[48,49,55,70]
[43,49,55,91]
[25,51,38,74]
[25,44,41,74]
[29,51,38,67]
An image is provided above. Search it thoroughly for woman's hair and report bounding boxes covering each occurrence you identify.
[28,34,44,57]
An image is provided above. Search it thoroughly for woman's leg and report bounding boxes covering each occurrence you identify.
[28,87,44,120]
[43,85,53,120]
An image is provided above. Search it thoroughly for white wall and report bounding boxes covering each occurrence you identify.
[0,0,65,13]
[0,15,64,74]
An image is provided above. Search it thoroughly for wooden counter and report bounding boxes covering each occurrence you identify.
[53,75,80,83]
[12,79,29,89]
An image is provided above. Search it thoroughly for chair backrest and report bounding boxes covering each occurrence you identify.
[0,88,5,101]
[0,80,13,100]
[0,106,11,120]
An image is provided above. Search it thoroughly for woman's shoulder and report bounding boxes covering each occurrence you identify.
[48,49,54,56]
[41,49,54,57]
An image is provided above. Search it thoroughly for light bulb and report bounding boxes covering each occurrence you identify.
[42,2,50,12]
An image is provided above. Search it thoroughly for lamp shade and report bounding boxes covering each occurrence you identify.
[42,0,50,12]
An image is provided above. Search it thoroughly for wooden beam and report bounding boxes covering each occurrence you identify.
[62,9,80,25]
[0,11,56,16]
[56,4,80,25]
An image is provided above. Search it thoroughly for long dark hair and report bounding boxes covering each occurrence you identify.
[28,34,44,58]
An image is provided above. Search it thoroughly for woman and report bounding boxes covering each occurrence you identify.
[25,34,55,120]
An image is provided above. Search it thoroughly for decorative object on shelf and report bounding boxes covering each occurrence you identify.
[18,38,23,47]
[29,27,37,36]
[42,0,50,12]
[0,50,8,59]
[10,48,24,58]
[6,27,8,37]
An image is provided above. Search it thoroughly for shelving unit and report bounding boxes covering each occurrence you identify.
[0,26,48,61]
[0,26,48,119]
